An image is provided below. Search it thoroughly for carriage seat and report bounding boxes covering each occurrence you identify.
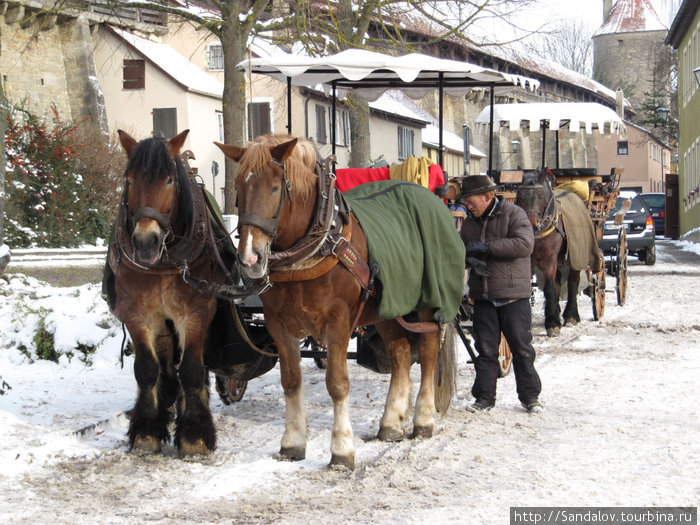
[336,157,446,194]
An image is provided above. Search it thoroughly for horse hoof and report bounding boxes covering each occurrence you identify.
[377,426,405,442]
[279,446,306,461]
[132,435,161,454]
[564,318,579,326]
[178,438,210,457]
[412,425,434,439]
[329,453,355,471]
[546,326,560,337]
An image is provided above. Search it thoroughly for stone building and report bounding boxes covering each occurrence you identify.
[593,0,670,113]
[0,0,166,131]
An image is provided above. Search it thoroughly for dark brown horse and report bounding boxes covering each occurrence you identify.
[515,169,581,337]
[215,135,456,470]
[109,130,234,456]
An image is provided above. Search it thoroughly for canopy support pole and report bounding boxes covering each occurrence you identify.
[438,73,444,171]
[541,120,548,168]
[331,81,337,159]
[287,77,292,134]
[488,86,495,176]
[555,129,560,169]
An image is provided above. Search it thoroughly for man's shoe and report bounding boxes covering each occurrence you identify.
[466,399,495,412]
[521,400,543,413]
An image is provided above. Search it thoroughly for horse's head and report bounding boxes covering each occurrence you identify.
[215,136,317,280]
[515,169,555,229]
[118,129,189,266]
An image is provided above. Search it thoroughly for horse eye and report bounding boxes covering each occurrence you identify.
[167,177,174,186]
[272,185,280,193]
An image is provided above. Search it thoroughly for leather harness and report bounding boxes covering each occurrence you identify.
[246,154,439,334]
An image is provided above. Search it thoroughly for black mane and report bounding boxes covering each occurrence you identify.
[126,136,194,229]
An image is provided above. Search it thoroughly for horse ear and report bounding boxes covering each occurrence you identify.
[117,130,138,158]
[214,142,247,163]
[270,138,298,163]
[167,129,190,157]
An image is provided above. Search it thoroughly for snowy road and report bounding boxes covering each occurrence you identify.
[0,239,698,524]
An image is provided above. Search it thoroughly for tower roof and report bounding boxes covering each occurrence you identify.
[594,0,668,36]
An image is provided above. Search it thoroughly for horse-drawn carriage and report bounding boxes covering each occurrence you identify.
[105,50,540,467]
[474,102,628,334]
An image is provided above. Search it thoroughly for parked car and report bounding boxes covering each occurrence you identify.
[640,192,665,236]
[599,191,656,265]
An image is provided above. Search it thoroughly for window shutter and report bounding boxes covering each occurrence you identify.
[123,60,145,90]
[153,108,178,139]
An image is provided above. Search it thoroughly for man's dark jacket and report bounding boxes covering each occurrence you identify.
[461,196,534,301]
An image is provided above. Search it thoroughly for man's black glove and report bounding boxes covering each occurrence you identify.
[465,241,489,259]
[466,256,491,277]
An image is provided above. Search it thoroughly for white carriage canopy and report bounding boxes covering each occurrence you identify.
[474,102,627,171]
[475,102,626,136]
[236,49,540,167]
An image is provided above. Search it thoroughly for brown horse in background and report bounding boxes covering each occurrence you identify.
[215,135,455,470]
[110,130,230,456]
[515,169,581,337]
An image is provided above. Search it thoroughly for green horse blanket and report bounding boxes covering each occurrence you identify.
[344,180,466,322]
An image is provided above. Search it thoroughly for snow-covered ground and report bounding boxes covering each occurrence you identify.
[0,239,698,524]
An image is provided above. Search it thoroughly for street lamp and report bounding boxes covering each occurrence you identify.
[694,66,700,87]
[656,107,670,123]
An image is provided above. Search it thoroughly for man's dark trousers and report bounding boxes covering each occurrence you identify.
[471,298,541,404]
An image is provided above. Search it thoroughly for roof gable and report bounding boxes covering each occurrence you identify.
[107,25,223,98]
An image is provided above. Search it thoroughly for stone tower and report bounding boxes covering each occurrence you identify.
[592,0,670,115]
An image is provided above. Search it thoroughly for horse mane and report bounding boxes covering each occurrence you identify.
[126,136,193,227]
[240,134,318,202]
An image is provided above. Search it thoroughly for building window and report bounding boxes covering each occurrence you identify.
[328,108,350,146]
[217,111,224,142]
[123,59,145,90]
[343,111,351,147]
[207,44,224,71]
[617,141,629,156]
[153,107,177,139]
[247,101,271,140]
[315,104,327,144]
[398,126,415,160]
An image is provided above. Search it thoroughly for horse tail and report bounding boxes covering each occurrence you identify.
[433,322,457,414]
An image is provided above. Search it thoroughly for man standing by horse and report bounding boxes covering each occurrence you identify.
[459,175,542,413]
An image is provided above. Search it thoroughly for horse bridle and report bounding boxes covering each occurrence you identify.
[236,157,291,243]
[519,180,558,237]
[123,162,179,246]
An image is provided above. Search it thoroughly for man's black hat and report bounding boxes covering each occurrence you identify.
[459,175,498,197]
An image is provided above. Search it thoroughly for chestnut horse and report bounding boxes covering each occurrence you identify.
[215,135,456,470]
[515,169,581,337]
[109,130,234,456]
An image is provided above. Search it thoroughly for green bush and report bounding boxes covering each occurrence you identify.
[4,102,115,247]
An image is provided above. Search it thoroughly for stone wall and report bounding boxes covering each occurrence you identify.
[593,29,669,113]
[0,3,108,131]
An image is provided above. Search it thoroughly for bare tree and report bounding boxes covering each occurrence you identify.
[90,0,542,203]
[524,17,594,77]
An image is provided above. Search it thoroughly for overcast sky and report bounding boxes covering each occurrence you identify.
[530,0,681,29]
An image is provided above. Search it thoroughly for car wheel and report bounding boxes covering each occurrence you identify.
[643,244,656,266]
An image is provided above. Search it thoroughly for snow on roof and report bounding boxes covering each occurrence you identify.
[594,0,668,36]
[483,45,632,110]
[378,91,486,157]
[236,48,539,102]
[475,102,627,136]
[367,91,429,125]
[108,26,223,98]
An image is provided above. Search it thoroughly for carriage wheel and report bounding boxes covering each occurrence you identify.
[616,228,628,306]
[590,266,606,321]
[498,334,512,378]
